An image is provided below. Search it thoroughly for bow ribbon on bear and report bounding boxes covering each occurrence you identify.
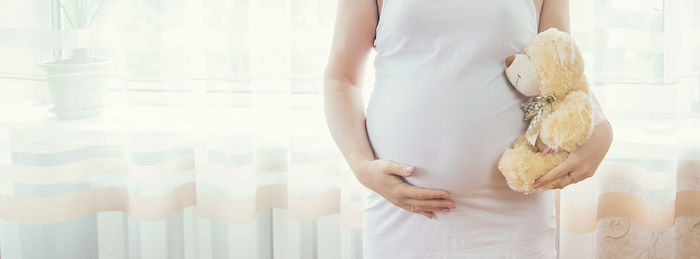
[521,95,556,146]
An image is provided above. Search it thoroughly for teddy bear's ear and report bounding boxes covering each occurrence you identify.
[552,39,574,64]
[551,33,586,84]
[551,40,569,73]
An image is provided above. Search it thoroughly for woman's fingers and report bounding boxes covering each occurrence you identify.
[394,201,434,219]
[550,172,573,189]
[398,202,437,219]
[401,184,450,200]
[533,158,574,188]
[552,171,581,189]
[373,159,453,219]
[383,160,415,177]
[396,183,454,219]
[552,169,594,189]
[404,198,456,212]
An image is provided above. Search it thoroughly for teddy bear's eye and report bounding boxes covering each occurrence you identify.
[516,73,522,84]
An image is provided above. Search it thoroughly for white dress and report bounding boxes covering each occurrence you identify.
[363,0,557,258]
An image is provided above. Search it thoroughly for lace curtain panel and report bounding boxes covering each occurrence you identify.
[559,0,700,258]
[0,0,699,258]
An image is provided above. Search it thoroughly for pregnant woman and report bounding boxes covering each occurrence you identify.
[323,0,613,258]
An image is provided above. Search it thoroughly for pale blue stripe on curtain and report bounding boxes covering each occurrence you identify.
[0,0,699,258]
[0,0,366,258]
[558,0,700,258]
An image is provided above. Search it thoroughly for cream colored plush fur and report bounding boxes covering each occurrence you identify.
[498,28,594,194]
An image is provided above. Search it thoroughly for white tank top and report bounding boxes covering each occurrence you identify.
[363,0,558,258]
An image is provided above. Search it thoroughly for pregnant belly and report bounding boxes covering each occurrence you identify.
[365,75,529,196]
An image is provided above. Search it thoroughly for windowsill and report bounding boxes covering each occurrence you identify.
[0,89,325,132]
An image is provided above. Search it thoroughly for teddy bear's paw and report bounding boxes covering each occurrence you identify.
[498,142,568,194]
[540,91,594,152]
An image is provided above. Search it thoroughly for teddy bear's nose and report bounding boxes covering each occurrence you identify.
[505,55,516,68]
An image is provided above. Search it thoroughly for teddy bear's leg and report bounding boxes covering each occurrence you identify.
[498,136,569,194]
[539,91,594,152]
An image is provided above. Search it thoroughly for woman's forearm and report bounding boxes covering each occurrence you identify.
[323,77,376,174]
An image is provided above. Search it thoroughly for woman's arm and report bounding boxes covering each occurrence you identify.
[323,0,454,219]
[323,0,377,170]
[537,0,570,33]
[532,0,614,189]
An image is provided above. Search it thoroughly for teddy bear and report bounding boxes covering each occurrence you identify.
[497,27,596,194]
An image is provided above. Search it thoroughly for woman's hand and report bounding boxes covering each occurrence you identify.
[355,159,456,219]
[533,119,613,189]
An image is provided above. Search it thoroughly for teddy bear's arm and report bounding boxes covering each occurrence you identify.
[539,91,594,152]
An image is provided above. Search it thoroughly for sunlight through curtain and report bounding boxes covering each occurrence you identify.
[1,0,364,258]
[0,0,698,258]
[558,0,700,258]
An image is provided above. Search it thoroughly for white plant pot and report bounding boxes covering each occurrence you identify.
[38,57,113,120]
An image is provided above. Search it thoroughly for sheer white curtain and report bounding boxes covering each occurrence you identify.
[1,0,364,258]
[0,0,698,259]
[559,0,700,258]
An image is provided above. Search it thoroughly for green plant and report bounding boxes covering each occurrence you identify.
[60,0,105,30]
[59,0,106,62]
